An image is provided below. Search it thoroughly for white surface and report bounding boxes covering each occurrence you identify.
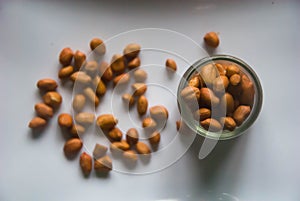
[1,0,300,201]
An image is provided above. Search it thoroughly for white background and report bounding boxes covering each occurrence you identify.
[1,0,300,200]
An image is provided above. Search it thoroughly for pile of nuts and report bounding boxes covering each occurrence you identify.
[28,38,175,177]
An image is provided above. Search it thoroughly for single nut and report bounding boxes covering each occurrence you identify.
[123,150,138,162]
[96,114,118,130]
[63,138,83,157]
[59,47,73,66]
[149,105,168,121]
[233,105,251,126]
[108,127,123,142]
[99,62,113,82]
[123,43,141,59]
[180,86,201,103]
[200,64,218,85]
[220,93,235,115]
[127,57,141,69]
[142,117,157,129]
[34,103,53,119]
[200,118,222,132]
[132,83,147,96]
[75,112,95,125]
[203,32,219,48]
[176,120,182,131]
[136,142,151,155]
[58,113,73,128]
[126,128,139,145]
[216,63,226,76]
[122,93,135,107]
[72,94,86,112]
[188,76,200,88]
[70,71,92,84]
[165,58,177,71]
[227,84,242,99]
[133,69,147,82]
[93,143,108,159]
[149,131,160,146]
[239,75,255,106]
[220,117,236,131]
[230,74,241,86]
[43,91,62,108]
[92,75,101,87]
[96,79,106,96]
[194,108,211,121]
[84,61,98,75]
[213,75,229,93]
[37,79,58,91]
[137,95,148,116]
[58,66,74,79]
[83,87,100,107]
[226,65,240,77]
[199,88,219,107]
[74,50,86,69]
[80,152,92,176]
[70,124,85,136]
[94,155,112,172]
[113,73,130,86]
[110,54,125,74]
[28,117,47,128]
[110,140,130,152]
[90,38,106,55]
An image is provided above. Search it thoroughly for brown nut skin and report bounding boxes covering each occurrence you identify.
[149,131,161,146]
[127,57,141,69]
[233,105,251,126]
[199,88,219,108]
[34,103,53,119]
[110,140,130,152]
[74,50,86,69]
[108,127,123,142]
[176,120,182,131]
[200,118,222,132]
[137,95,148,116]
[213,75,229,94]
[216,63,226,76]
[142,117,157,129]
[133,69,147,82]
[72,94,86,112]
[123,150,138,162]
[99,62,113,82]
[90,38,106,55]
[58,113,73,128]
[28,117,47,129]
[94,155,112,172]
[59,47,73,66]
[63,138,83,158]
[70,72,92,84]
[149,105,169,121]
[136,142,151,155]
[132,83,147,96]
[203,32,219,48]
[80,152,92,176]
[126,128,139,145]
[188,76,200,88]
[123,43,141,60]
[37,79,58,91]
[96,114,118,130]
[230,74,241,86]
[239,75,255,106]
[122,93,135,107]
[43,91,62,108]
[75,112,95,125]
[226,65,240,77]
[110,54,126,74]
[113,73,130,87]
[58,66,74,79]
[165,59,177,71]
[96,79,106,96]
[93,144,108,159]
[194,108,211,121]
[220,93,235,115]
[200,64,218,85]
[70,124,85,137]
[180,86,201,102]
[220,117,237,131]
[83,87,99,107]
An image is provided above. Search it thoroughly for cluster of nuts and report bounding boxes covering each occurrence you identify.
[179,62,254,132]
[29,37,176,177]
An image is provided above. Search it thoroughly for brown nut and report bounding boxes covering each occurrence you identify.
[142,117,157,129]
[200,118,222,132]
[176,120,182,131]
[137,95,148,116]
[37,79,58,91]
[84,61,98,75]
[113,73,130,86]
[70,124,85,137]
[110,140,130,152]
[70,71,92,85]
[180,86,201,102]
[94,155,112,172]
[133,69,147,82]
[58,113,73,128]
[226,65,240,77]
[93,143,108,159]
[230,74,241,86]
[75,112,95,125]
[220,117,236,131]
[96,79,106,96]
[239,75,255,106]
[108,127,123,142]
[74,50,86,69]
[200,64,218,85]
[165,58,177,71]
[96,114,118,130]
[123,43,141,59]
[188,76,200,88]
[149,131,160,146]
[28,117,47,128]
[132,83,147,96]
[90,38,106,55]
[194,108,211,121]
[99,62,113,82]
[110,54,125,74]
[203,32,219,48]
[220,93,235,115]
[34,103,53,119]
[122,93,135,107]
[83,87,99,107]
[127,57,141,69]
[80,152,92,176]
[63,138,83,157]
[59,47,73,66]
[123,150,138,162]
[149,105,168,121]
[233,105,251,126]
[43,91,62,108]
[72,94,86,112]
[126,128,139,145]
[199,88,219,107]
[216,63,226,76]
[136,142,151,155]
[58,66,74,79]
[213,75,229,94]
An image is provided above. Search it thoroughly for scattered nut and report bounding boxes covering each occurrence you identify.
[203,32,219,48]
[113,73,130,86]
[70,124,85,136]
[75,112,95,125]
[74,50,86,69]
[80,152,92,176]
[34,103,53,119]
[149,131,160,146]
[58,113,73,128]
[84,61,98,75]
[59,47,73,66]
[58,66,74,79]
[123,43,141,59]
[127,57,141,69]
[132,83,147,96]
[70,71,92,85]
[72,94,86,112]
[136,142,151,155]
[94,155,112,172]
[122,93,135,107]
[43,91,62,108]
[96,79,106,96]
[108,127,123,142]
[180,86,201,103]
[142,117,157,129]
[28,117,47,129]
[93,143,108,159]
[110,140,130,151]
[149,105,169,121]
[133,69,147,82]
[90,38,106,55]
[96,114,118,130]
[123,150,138,162]
[110,54,125,74]
[165,59,177,71]
[83,87,99,107]
[63,138,83,157]
[137,95,148,115]
[37,79,58,91]
[99,62,113,82]
[126,128,139,145]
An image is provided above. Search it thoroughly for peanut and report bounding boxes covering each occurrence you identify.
[126,128,139,145]
[96,114,118,130]
[123,150,138,162]
[110,54,125,74]
[58,113,73,128]
[133,69,147,82]
[142,117,157,129]
[200,64,218,85]
[84,61,98,75]
[213,75,229,93]
[180,86,200,102]
[63,138,82,157]
[149,131,160,146]
[99,62,113,82]
[74,50,86,69]
[70,71,91,84]
[165,58,177,71]
[37,79,58,91]
[58,66,74,79]
[113,73,130,86]
[96,79,106,96]
[226,65,240,77]
[75,112,95,125]
[176,120,182,131]
[70,124,85,136]
[90,38,106,55]
[230,74,241,86]
[108,127,123,142]
[127,57,141,69]
[83,87,99,107]
[93,143,108,159]
[72,94,86,112]
[136,142,151,155]
[220,117,236,131]
[239,75,255,106]
[43,91,62,108]
[188,76,200,88]
[194,108,211,121]
[199,88,219,107]
[149,105,168,121]
[80,152,92,176]
[233,105,251,126]
[220,93,235,115]
[92,76,101,87]
[132,83,147,96]
[34,103,53,119]
[200,118,222,132]
[216,63,226,76]
[137,95,148,116]
[59,47,73,66]
[203,32,219,48]
[94,155,112,172]
[28,117,47,128]
[122,93,135,107]
[110,140,130,151]
[123,43,141,59]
